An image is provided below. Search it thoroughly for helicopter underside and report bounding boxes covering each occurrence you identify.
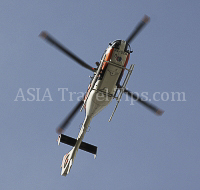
[39,15,165,176]
[85,47,128,118]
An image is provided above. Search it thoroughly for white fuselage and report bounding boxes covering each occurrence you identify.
[86,41,129,118]
[60,40,130,175]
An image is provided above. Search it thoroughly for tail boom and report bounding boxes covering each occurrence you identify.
[59,116,93,176]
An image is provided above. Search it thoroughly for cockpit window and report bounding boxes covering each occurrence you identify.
[125,43,131,53]
[111,40,121,49]
[110,40,132,53]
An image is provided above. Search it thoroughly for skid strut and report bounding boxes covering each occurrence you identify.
[109,64,135,122]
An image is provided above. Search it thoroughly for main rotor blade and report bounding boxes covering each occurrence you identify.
[56,100,84,134]
[124,88,164,116]
[126,15,150,44]
[39,31,95,72]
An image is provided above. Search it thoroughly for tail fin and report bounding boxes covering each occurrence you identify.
[60,148,74,176]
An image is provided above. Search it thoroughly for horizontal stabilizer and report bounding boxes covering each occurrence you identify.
[58,134,97,155]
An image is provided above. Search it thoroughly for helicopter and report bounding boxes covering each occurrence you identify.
[39,15,164,176]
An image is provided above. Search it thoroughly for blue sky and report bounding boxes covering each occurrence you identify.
[1,0,200,189]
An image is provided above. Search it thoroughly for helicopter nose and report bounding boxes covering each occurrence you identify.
[119,40,126,51]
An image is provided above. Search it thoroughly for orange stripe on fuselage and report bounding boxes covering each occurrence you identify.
[102,48,114,71]
[124,53,130,68]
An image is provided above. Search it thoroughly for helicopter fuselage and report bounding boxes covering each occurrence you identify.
[60,40,132,175]
[85,40,130,118]
[40,15,164,176]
